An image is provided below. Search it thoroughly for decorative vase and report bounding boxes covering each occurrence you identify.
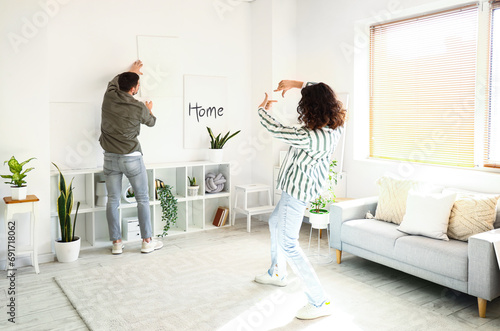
[11,186,27,200]
[95,181,108,207]
[188,185,199,196]
[54,236,81,263]
[122,184,135,203]
[208,149,224,163]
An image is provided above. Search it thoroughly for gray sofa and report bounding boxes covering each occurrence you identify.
[330,196,500,318]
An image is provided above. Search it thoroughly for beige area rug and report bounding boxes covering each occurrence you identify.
[54,231,476,331]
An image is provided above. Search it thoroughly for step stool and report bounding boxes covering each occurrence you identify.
[232,184,275,232]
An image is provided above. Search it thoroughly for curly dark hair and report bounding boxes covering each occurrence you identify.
[297,83,346,130]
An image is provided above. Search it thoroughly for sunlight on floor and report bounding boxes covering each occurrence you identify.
[217,283,362,331]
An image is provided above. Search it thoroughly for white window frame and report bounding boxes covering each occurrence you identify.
[353,0,496,171]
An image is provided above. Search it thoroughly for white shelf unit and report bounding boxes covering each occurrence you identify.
[50,161,231,249]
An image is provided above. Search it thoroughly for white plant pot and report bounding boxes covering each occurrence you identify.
[54,236,81,263]
[308,209,330,229]
[11,186,27,200]
[188,185,199,196]
[208,149,224,163]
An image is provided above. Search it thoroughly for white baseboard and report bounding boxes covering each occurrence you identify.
[0,253,55,271]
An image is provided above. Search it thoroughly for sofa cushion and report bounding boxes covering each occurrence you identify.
[394,236,468,282]
[341,219,407,258]
[397,191,456,241]
[375,175,441,225]
[444,191,500,241]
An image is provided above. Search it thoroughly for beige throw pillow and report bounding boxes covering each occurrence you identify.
[446,192,500,241]
[375,176,441,225]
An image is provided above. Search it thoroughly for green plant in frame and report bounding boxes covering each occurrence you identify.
[1,156,36,187]
[52,162,80,242]
[157,185,178,236]
[207,127,241,149]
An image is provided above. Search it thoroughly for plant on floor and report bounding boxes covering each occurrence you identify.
[207,127,241,149]
[157,184,178,237]
[1,156,36,187]
[310,159,338,214]
[52,163,81,242]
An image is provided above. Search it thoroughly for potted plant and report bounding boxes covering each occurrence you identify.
[1,156,36,200]
[187,176,199,197]
[52,163,81,263]
[157,184,178,236]
[308,160,338,225]
[206,127,241,162]
[122,184,135,203]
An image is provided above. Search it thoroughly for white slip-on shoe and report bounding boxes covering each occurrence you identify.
[141,239,163,253]
[295,300,333,320]
[112,242,124,255]
[254,271,288,287]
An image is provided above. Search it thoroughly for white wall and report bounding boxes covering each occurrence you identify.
[0,0,255,267]
[297,0,500,198]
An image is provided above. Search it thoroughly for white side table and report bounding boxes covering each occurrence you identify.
[3,195,40,274]
[232,184,275,232]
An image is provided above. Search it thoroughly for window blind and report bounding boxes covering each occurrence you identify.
[369,5,478,167]
[486,3,500,168]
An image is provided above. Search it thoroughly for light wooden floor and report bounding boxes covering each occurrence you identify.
[1,217,500,330]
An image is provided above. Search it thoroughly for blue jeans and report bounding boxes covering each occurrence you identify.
[268,192,328,306]
[103,152,152,241]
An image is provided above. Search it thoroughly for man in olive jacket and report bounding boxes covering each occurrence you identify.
[100,60,163,255]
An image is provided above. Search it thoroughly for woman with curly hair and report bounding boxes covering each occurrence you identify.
[254,80,346,320]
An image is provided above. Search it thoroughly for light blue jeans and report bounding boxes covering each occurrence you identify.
[103,152,152,241]
[268,191,328,307]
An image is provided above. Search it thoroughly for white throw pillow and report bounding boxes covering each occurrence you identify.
[375,175,442,225]
[397,191,457,241]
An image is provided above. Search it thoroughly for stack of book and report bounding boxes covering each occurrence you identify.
[212,206,229,227]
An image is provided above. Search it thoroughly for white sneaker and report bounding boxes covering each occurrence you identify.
[141,239,163,253]
[112,242,124,255]
[254,272,288,287]
[295,300,333,320]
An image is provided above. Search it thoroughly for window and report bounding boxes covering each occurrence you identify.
[369,5,479,167]
[486,2,500,168]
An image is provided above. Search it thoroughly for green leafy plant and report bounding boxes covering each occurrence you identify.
[126,187,135,198]
[52,163,80,242]
[310,159,338,214]
[207,127,241,149]
[188,176,197,186]
[157,185,178,236]
[1,156,36,187]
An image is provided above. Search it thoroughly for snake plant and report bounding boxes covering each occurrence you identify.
[52,163,80,242]
[207,127,241,149]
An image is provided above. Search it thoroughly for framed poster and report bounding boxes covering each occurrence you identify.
[183,75,227,149]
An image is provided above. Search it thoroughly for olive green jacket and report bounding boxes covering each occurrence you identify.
[99,75,156,154]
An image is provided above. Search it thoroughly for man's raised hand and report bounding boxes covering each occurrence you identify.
[130,60,144,75]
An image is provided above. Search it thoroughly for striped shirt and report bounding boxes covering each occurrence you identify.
[258,106,343,202]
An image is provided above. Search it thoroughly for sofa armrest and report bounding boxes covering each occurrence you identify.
[329,196,379,250]
[468,229,500,301]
